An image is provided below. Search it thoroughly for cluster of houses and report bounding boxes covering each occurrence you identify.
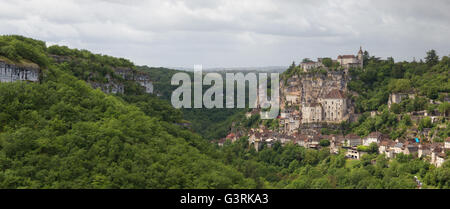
[216,127,449,167]
[214,47,448,167]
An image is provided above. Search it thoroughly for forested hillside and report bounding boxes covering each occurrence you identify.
[138,65,245,140]
[1,35,449,189]
[346,52,450,140]
[0,35,254,188]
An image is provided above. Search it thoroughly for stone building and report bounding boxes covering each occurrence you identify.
[388,92,414,108]
[344,134,362,147]
[300,60,324,72]
[301,103,323,123]
[300,89,347,124]
[336,47,363,69]
[363,132,382,146]
[321,89,347,122]
[346,147,367,159]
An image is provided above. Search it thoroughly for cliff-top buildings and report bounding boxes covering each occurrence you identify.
[300,47,364,71]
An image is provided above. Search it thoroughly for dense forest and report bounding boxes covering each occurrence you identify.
[0,35,449,189]
[137,65,246,140]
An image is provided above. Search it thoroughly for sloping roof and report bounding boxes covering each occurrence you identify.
[345,134,360,139]
[226,133,235,139]
[325,89,345,99]
[337,55,355,59]
[380,139,397,147]
[367,131,382,138]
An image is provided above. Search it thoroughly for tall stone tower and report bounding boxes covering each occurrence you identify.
[357,46,364,68]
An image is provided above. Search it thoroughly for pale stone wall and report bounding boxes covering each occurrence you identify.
[0,61,39,82]
[301,104,322,123]
[322,98,346,122]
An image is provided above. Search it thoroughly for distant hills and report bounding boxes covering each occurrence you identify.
[172,66,288,73]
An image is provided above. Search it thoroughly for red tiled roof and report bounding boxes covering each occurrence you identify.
[325,89,345,99]
[337,55,355,59]
[226,133,235,139]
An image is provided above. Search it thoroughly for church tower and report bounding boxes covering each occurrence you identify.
[357,46,364,68]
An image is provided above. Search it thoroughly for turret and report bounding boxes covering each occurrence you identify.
[357,46,363,68]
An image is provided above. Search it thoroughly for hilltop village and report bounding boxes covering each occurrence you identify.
[218,48,450,167]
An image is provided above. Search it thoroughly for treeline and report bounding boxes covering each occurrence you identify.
[0,35,50,67]
[348,51,449,113]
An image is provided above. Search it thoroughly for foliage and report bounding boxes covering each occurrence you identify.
[0,69,254,188]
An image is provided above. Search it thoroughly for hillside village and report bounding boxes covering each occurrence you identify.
[0,40,448,168]
[218,47,450,168]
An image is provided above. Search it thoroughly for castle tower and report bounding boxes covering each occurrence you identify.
[357,46,363,68]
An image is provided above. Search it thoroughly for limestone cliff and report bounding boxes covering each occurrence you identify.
[50,55,153,94]
[0,60,40,83]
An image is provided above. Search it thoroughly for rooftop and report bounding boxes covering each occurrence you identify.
[324,89,345,99]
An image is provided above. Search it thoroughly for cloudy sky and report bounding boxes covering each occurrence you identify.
[0,0,449,68]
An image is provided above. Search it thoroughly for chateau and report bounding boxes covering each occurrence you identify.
[301,89,348,123]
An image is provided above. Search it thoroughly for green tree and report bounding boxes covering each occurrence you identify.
[425,49,439,66]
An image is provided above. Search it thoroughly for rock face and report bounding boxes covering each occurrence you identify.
[135,72,154,94]
[0,61,39,82]
[50,55,154,94]
[110,68,154,94]
[297,71,348,104]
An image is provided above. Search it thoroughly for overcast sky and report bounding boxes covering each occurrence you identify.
[0,0,449,68]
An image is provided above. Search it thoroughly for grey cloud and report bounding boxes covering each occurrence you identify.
[0,0,448,67]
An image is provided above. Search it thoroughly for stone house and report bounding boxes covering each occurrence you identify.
[344,134,362,147]
[418,144,431,158]
[403,143,419,156]
[363,132,382,146]
[379,140,396,158]
[345,147,367,160]
[329,135,345,154]
[388,92,415,108]
[285,86,302,105]
[430,143,446,167]
[393,142,405,155]
[300,60,323,72]
[301,103,323,123]
[321,89,347,122]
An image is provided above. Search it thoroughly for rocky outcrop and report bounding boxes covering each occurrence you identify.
[296,71,348,104]
[50,55,154,94]
[134,72,154,94]
[0,61,39,82]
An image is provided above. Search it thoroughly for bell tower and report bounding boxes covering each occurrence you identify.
[357,46,363,68]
